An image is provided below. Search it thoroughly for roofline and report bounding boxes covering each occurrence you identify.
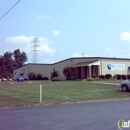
[13,63,52,71]
[69,60,99,67]
[53,57,100,65]
[99,57,130,60]
[53,57,130,64]
[13,57,130,70]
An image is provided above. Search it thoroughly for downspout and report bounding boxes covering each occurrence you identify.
[100,58,102,75]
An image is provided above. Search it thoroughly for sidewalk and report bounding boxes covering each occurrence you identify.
[92,82,120,86]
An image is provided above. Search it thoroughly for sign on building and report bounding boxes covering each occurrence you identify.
[106,64,125,70]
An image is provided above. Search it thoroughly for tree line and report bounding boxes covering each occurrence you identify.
[0,49,27,79]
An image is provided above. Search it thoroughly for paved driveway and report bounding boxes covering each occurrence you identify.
[0,99,130,130]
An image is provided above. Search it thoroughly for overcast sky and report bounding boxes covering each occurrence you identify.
[0,0,130,63]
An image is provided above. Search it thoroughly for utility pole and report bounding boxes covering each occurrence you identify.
[31,38,40,63]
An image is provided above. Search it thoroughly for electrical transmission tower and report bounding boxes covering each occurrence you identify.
[31,38,40,63]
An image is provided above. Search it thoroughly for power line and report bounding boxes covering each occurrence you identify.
[0,0,21,21]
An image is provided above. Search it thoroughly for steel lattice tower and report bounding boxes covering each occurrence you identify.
[31,38,40,63]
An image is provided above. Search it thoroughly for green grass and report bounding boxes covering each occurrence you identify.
[0,80,130,108]
[93,80,123,84]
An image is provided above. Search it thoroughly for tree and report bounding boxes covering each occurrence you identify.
[0,52,14,78]
[0,49,28,79]
[13,49,27,68]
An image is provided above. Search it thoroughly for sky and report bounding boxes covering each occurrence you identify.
[1,0,130,63]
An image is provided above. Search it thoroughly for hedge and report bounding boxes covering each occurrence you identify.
[121,74,127,80]
[36,73,42,80]
[127,75,130,79]
[116,74,121,80]
[41,77,49,80]
[99,75,105,79]
[105,74,112,79]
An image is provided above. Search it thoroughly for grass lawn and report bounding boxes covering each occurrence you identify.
[0,80,130,108]
[92,80,123,84]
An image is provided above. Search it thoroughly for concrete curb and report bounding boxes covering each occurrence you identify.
[92,82,120,85]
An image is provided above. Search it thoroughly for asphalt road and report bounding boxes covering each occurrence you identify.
[0,99,130,130]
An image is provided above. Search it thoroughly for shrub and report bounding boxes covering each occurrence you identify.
[121,74,127,80]
[50,68,58,79]
[63,67,70,74]
[105,74,112,79]
[92,74,96,78]
[51,77,66,81]
[63,66,70,80]
[28,73,36,80]
[127,75,130,79]
[116,74,121,80]
[99,75,105,79]
[42,77,49,80]
[36,73,42,80]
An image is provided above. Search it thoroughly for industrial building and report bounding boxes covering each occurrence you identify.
[13,57,130,80]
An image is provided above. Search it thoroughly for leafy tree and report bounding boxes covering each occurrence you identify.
[13,49,27,68]
[0,52,14,78]
[0,49,28,79]
[4,52,14,73]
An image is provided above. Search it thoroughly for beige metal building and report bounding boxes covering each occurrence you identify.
[13,57,130,80]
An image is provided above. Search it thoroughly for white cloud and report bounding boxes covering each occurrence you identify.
[120,31,130,42]
[53,30,60,37]
[36,15,52,20]
[6,35,34,44]
[39,44,55,54]
[5,35,55,55]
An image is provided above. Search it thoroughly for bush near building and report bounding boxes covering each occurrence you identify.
[50,68,58,79]
[28,73,50,80]
[63,67,70,80]
[28,73,36,80]
[115,74,121,80]
[121,74,127,80]
[127,75,130,79]
[41,77,49,80]
[99,75,105,79]
[36,73,42,80]
[105,74,112,79]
